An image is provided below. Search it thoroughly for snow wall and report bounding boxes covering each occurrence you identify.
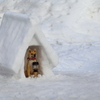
[0,12,58,78]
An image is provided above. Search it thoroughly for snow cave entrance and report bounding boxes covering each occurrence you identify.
[24,45,43,78]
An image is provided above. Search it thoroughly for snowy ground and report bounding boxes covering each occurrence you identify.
[0,0,100,100]
[52,41,100,73]
[0,72,100,100]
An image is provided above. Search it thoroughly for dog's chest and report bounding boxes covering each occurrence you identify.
[29,60,34,66]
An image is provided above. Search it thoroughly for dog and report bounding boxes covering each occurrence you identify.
[25,48,39,77]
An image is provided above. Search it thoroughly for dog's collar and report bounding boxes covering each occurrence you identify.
[27,57,36,60]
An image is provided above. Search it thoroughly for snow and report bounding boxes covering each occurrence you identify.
[53,42,100,73]
[0,0,100,100]
[0,67,100,100]
[0,42,100,100]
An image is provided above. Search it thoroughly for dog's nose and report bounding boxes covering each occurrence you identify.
[34,54,36,58]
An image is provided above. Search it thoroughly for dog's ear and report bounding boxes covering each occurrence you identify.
[28,49,31,53]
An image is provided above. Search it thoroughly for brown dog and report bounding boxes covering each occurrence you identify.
[25,48,39,77]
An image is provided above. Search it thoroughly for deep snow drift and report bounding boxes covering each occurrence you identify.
[0,0,100,100]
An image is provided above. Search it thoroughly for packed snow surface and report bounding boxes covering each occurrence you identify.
[0,71,100,100]
[0,0,100,100]
[0,0,100,42]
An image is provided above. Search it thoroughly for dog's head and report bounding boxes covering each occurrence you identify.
[28,48,37,58]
